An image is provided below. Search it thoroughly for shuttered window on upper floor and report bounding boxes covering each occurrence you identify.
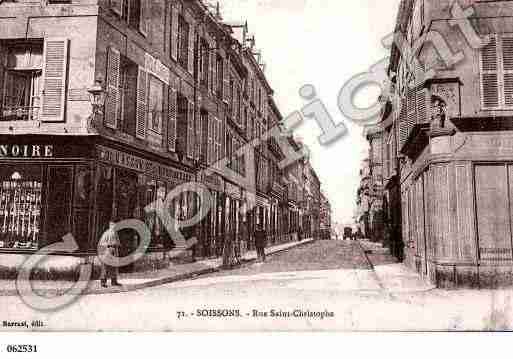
[480,33,513,110]
[40,38,68,122]
[397,86,429,150]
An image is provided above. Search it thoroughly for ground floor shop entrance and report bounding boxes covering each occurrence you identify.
[0,136,195,272]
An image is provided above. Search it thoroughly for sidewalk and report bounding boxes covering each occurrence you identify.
[0,238,316,297]
[357,239,436,293]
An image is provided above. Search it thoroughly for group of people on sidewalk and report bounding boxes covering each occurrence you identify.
[96,219,271,288]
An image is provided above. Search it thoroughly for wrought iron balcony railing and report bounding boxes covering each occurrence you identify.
[1,106,40,122]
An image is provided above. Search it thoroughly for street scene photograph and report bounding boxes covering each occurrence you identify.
[3,0,513,338]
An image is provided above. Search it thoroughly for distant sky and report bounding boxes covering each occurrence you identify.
[219,0,401,224]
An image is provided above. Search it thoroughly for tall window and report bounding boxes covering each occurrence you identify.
[1,41,43,122]
[216,55,223,99]
[119,56,138,135]
[200,38,209,87]
[178,16,189,69]
[147,75,164,134]
[229,77,234,117]
[480,34,513,110]
[110,0,141,29]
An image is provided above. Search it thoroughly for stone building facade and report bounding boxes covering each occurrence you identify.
[373,0,513,288]
[0,0,326,276]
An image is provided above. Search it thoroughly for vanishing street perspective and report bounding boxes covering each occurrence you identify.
[4,0,513,332]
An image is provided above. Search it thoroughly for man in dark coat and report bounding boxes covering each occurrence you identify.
[98,219,122,288]
[254,224,267,262]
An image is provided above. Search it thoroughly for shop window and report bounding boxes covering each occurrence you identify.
[73,165,92,252]
[1,41,43,122]
[95,165,114,242]
[44,166,73,248]
[143,179,172,249]
[114,168,140,259]
[0,166,43,250]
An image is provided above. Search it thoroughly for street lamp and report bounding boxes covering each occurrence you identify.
[87,80,106,133]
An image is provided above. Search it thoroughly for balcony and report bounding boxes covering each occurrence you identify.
[1,106,39,122]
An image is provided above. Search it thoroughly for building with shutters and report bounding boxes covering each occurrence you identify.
[374,0,513,288]
[319,192,332,241]
[0,0,326,276]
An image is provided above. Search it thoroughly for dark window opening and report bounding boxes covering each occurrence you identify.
[178,16,189,69]
[119,56,138,136]
[1,41,44,122]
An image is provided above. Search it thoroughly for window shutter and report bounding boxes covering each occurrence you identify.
[136,67,148,139]
[233,83,239,122]
[110,0,123,16]
[212,53,218,95]
[0,45,5,117]
[480,34,500,109]
[188,25,195,75]
[207,114,213,164]
[40,38,68,122]
[195,97,202,160]
[167,86,177,152]
[139,0,148,36]
[215,117,222,162]
[104,47,121,129]
[219,117,225,160]
[213,116,220,167]
[502,35,513,107]
[187,100,195,158]
[170,4,179,61]
[405,87,417,137]
[223,57,230,103]
[208,40,215,93]
[416,88,429,123]
[248,112,253,139]
[235,138,240,173]
[398,97,408,149]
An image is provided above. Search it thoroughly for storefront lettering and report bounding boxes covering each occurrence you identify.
[97,146,193,182]
[0,145,53,158]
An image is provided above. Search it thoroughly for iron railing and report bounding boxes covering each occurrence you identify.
[1,106,40,122]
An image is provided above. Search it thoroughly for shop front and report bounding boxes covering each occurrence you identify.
[198,172,224,258]
[224,181,242,254]
[0,136,95,257]
[0,135,197,276]
[95,145,195,269]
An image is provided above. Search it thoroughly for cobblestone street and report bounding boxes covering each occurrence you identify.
[205,240,372,279]
[1,239,513,331]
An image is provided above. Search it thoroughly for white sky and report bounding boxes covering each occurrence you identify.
[220,0,401,224]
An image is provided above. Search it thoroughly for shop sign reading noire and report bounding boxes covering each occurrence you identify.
[0,144,54,158]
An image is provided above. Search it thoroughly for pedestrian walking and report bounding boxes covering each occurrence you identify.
[240,221,249,259]
[254,224,267,262]
[98,219,122,288]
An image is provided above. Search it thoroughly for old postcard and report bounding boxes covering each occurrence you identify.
[1,0,513,337]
